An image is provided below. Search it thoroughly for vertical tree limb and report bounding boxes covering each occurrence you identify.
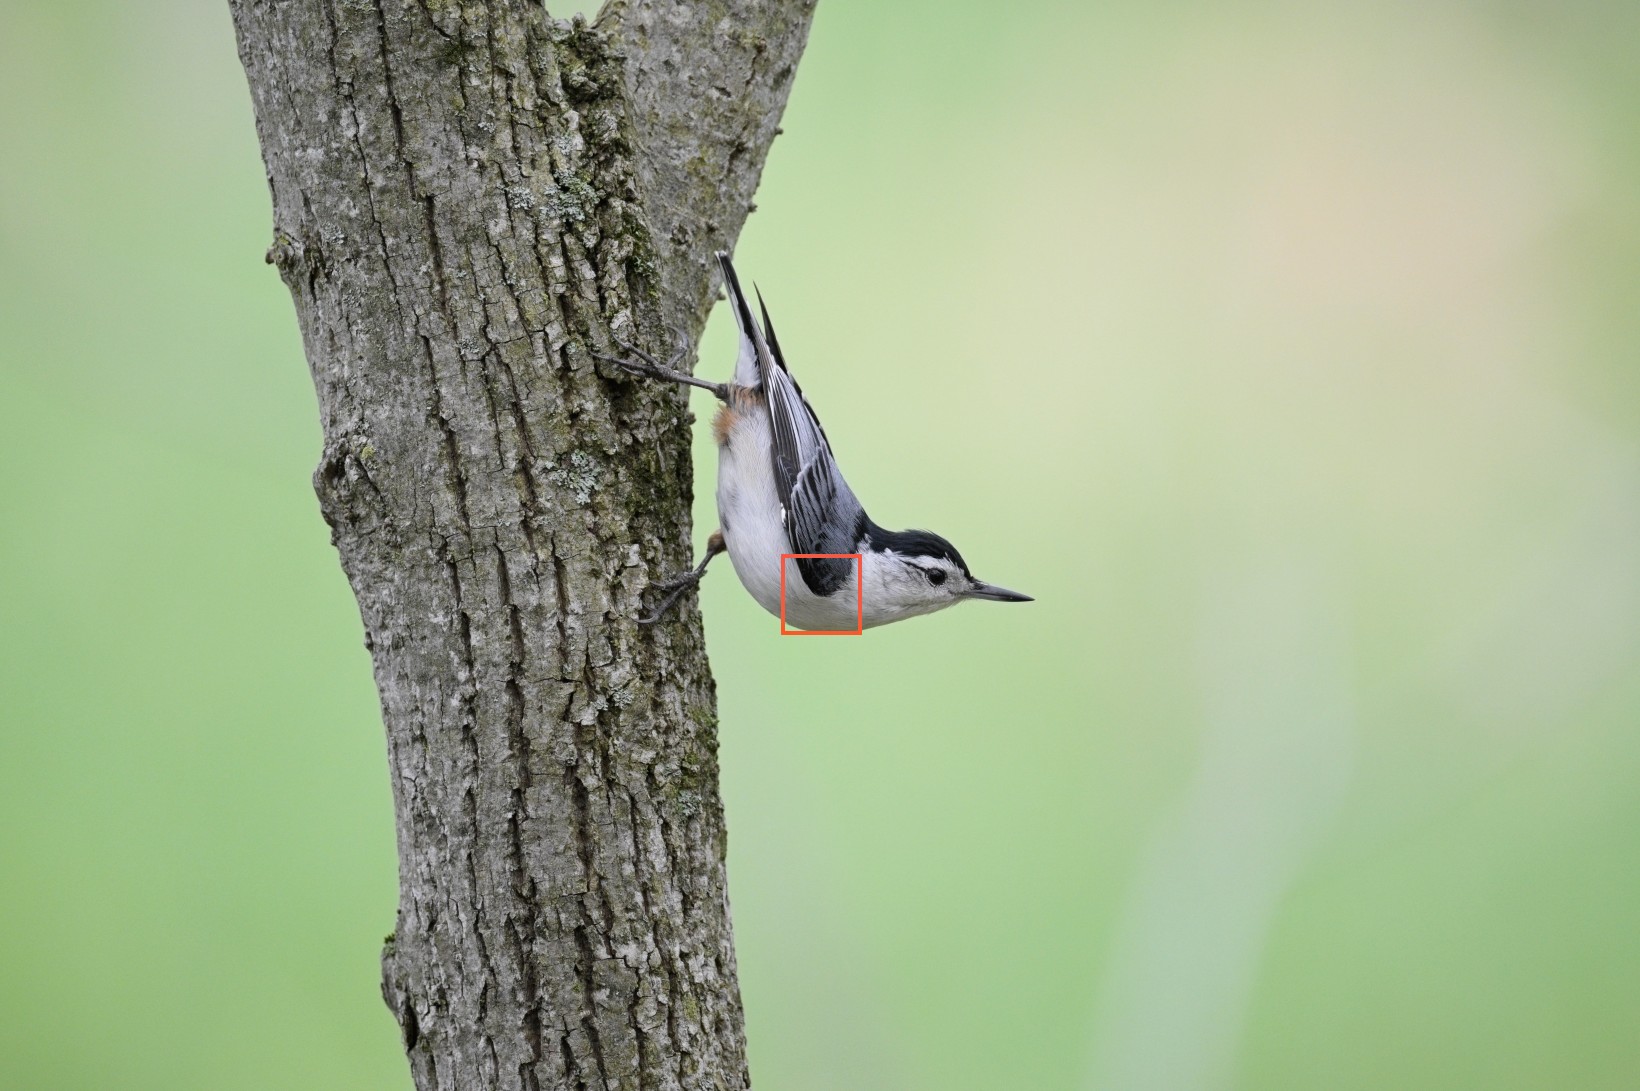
[227,2,815,1087]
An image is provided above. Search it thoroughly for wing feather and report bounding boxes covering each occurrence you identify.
[715,253,865,596]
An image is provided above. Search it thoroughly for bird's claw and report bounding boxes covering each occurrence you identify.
[595,328,691,381]
[652,570,705,594]
[592,348,663,380]
[637,571,704,626]
[636,532,727,626]
[637,575,702,626]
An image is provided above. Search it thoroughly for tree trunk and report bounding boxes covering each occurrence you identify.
[227,2,813,1087]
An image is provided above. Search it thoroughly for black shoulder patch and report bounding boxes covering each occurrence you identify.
[796,555,854,596]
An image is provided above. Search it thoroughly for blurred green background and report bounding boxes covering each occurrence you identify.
[4,1,1639,1088]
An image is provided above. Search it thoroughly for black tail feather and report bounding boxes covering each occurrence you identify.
[755,287,789,372]
[715,251,762,353]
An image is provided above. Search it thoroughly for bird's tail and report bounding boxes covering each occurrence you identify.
[716,251,778,389]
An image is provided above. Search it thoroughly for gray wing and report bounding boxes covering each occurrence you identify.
[717,254,865,596]
[767,365,866,595]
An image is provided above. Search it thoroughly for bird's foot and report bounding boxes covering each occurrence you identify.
[638,532,727,625]
[595,331,728,402]
[596,337,685,382]
[638,571,707,626]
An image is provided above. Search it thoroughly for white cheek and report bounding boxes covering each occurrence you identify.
[858,554,967,626]
[872,565,925,605]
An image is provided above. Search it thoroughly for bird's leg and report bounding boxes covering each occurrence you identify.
[639,531,728,625]
[595,330,729,403]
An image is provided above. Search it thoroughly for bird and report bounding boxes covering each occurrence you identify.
[597,251,1032,630]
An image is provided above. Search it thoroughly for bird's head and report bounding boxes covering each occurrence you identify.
[862,526,1032,627]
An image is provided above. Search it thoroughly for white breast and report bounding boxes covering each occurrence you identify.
[715,394,862,632]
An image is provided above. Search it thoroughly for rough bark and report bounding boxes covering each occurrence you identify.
[227,2,814,1088]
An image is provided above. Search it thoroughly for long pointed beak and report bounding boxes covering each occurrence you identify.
[965,580,1033,603]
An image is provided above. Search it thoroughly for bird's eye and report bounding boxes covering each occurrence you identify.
[926,568,947,586]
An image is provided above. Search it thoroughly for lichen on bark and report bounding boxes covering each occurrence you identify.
[228,1,815,1087]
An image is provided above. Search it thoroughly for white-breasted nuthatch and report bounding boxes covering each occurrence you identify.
[600,252,1032,630]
